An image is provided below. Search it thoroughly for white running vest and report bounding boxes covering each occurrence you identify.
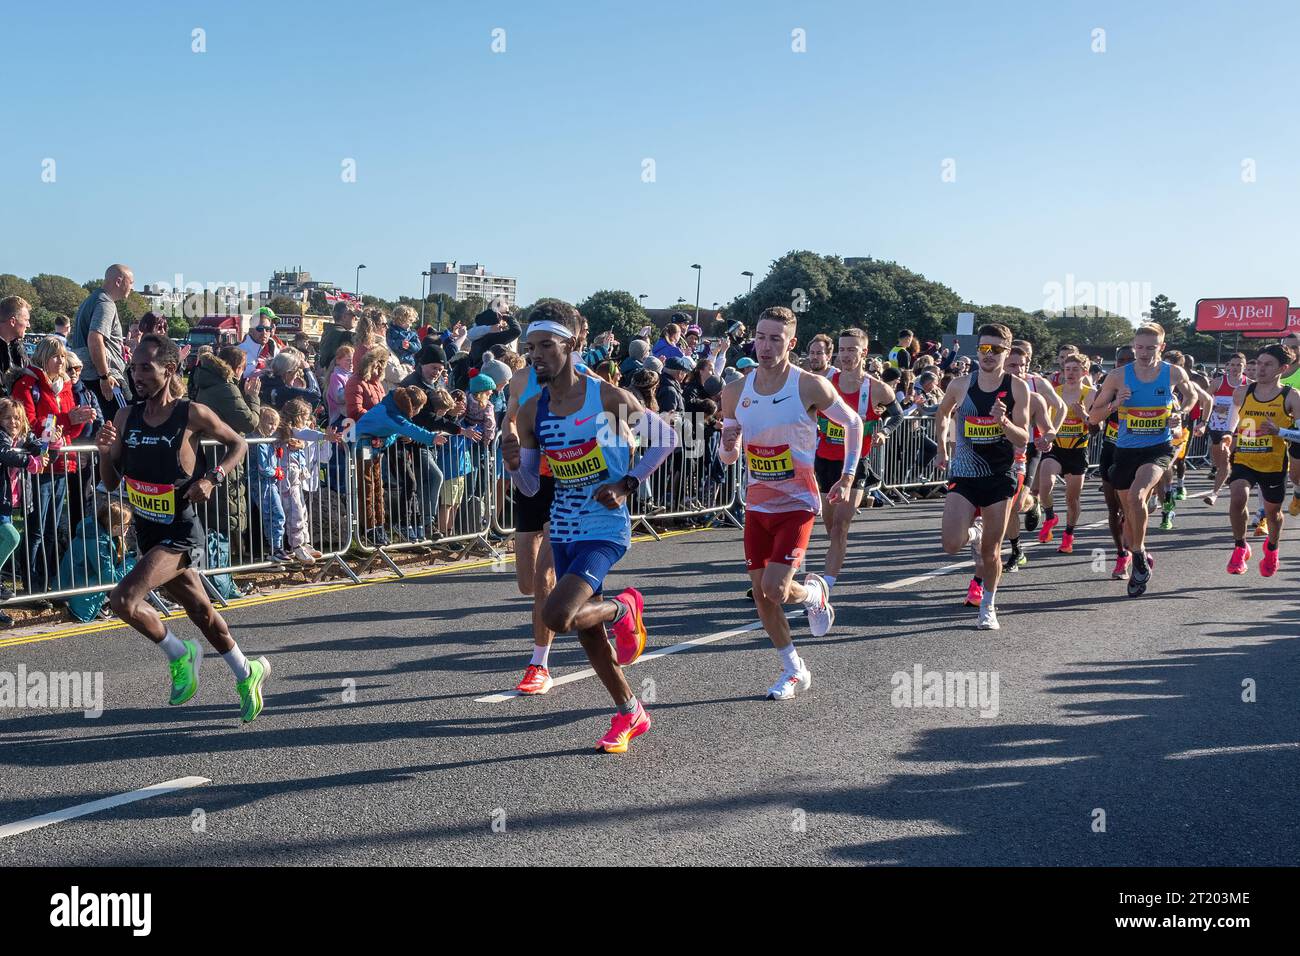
[736,366,820,514]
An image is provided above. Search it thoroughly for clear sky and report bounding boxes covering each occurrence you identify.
[2,0,1296,320]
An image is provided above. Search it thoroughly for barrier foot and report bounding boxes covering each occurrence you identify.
[633,516,662,541]
[358,548,405,578]
[473,535,504,560]
[720,508,744,529]
[199,575,230,607]
[146,591,175,616]
[314,555,361,585]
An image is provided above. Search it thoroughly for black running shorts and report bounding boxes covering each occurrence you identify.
[135,514,205,570]
[513,475,556,534]
[1042,446,1089,477]
[1098,441,1116,485]
[1228,463,1287,505]
[1107,443,1174,491]
[814,455,868,494]
[947,473,1018,509]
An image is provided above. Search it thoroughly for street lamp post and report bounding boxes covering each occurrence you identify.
[355,264,366,298]
[691,264,702,328]
[420,270,430,326]
[741,270,754,294]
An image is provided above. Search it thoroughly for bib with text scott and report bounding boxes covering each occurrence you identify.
[746,443,795,480]
[1124,406,1169,432]
[962,415,1003,443]
[544,438,610,487]
[125,477,177,522]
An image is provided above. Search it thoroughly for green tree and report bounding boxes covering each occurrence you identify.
[1046,308,1135,350]
[0,274,40,308]
[168,317,190,339]
[29,274,85,315]
[29,307,58,334]
[268,296,301,317]
[576,290,649,343]
[116,291,152,327]
[964,304,1058,361]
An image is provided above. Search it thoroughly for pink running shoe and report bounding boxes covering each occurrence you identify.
[597,701,651,753]
[1260,544,1280,577]
[1227,545,1250,575]
[1038,514,1059,544]
[1112,553,1131,579]
[609,587,647,666]
[964,578,983,608]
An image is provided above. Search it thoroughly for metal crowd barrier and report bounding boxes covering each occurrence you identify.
[869,412,946,499]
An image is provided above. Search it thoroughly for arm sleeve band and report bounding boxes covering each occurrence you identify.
[821,395,863,477]
[876,401,905,438]
[718,417,741,464]
[628,411,681,482]
[508,446,541,497]
[1277,426,1300,442]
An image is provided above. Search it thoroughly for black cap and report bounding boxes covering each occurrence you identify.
[417,342,448,366]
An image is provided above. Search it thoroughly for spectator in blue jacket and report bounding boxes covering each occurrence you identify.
[387,305,422,366]
[652,318,688,362]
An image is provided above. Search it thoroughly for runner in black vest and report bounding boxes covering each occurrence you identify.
[97,335,269,722]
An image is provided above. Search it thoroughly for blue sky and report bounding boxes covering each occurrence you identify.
[2,0,1296,320]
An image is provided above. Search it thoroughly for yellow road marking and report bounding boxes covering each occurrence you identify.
[0,527,713,651]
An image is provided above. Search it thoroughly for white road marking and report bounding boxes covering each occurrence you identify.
[477,612,799,703]
[0,776,210,840]
[1165,742,1299,761]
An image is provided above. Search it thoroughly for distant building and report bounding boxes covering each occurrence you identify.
[262,267,338,307]
[427,261,517,309]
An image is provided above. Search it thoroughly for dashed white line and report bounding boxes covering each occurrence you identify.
[0,776,211,840]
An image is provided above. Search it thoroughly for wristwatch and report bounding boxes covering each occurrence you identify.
[621,475,640,493]
[206,465,226,486]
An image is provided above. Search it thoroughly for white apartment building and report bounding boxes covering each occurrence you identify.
[427,261,517,309]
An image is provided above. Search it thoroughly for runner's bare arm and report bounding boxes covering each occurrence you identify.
[189,402,248,474]
[95,406,131,492]
[802,372,863,492]
[870,378,905,440]
[504,395,540,496]
[503,367,530,430]
[1267,388,1300,439]
[995,377,1031,448]
[933,375,965,465]
[718,378,743,464]
[594,383,679,510]
[1035,375,1069,430]
[1088,373,1121,426]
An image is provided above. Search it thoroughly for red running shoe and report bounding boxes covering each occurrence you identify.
[964,578,983,608]
[1058,532,1075,555]
[610,587,647,666]
[1038,514,1059,544]
[515,664,552,695]
[597,701,651,753]
[1260,543,1280,577]
[1227,545,1250,575]
[1112,553,1130,579]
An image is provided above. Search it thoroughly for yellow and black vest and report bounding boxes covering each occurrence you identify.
[1233,384,1294,474]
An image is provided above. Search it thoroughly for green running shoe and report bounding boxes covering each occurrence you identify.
[1174,485,1187,501]
[237,656,271,723]
[168,639,202,706]
[1160,512,1174,531]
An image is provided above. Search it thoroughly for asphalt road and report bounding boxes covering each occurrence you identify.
[1,471,1296,866]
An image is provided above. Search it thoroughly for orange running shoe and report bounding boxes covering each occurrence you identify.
[964,578,983,607]
[1058,532,1075,554]
[1038,514,1059,544]
[597,701,651,753]
[515,664,552,695]
[1260,543,1280,577]
[1227,545,1250,575]
[610,587,647,666]
[1253,518,1268,536]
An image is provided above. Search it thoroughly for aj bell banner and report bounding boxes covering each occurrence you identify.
[1243,307,1300,339]
[1195,297,1290,334]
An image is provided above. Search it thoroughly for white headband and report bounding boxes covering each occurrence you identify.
[526,320,575,340]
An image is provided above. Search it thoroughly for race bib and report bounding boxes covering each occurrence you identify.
[125,477,176,522]
[543,438,609,487]
[1124,406,1169,432]
[963,415,1002,443]
[746,443,795,481]
[824,421,845,444]
[1207,397,1233,430]
[1058,418,1086,438]
[1104,420,1119,443]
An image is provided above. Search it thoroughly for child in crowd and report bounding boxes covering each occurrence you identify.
[0,398,46,623]
[276,399,327,564]
[386,305,421,366]
[59,499,135,623]
[251,407,290,562]
[326,343,354,427]
[354,384,449,541]
[431,389,476,536]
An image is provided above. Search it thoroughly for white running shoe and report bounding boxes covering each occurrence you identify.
[766,663,812,701]
[802,573,835,637]
[976,606,1000,630]
[1203,492,1218,506]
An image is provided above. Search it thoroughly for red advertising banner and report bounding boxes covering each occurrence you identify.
[1243,307,1300,338]
[1195,297,1290,333]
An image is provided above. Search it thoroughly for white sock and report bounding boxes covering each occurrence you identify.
[980,588,996,611]
[222,646,251,682]
[967,525,979,545]
[529,643,550,668]
[823,574,837,590]
[779,643,801,673]
[159,631,187,662]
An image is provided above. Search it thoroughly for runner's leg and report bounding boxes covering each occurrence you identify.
[822,489,864,585]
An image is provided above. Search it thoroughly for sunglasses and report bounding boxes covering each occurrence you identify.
[255,326,274,332]
[977,343,1008,354]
